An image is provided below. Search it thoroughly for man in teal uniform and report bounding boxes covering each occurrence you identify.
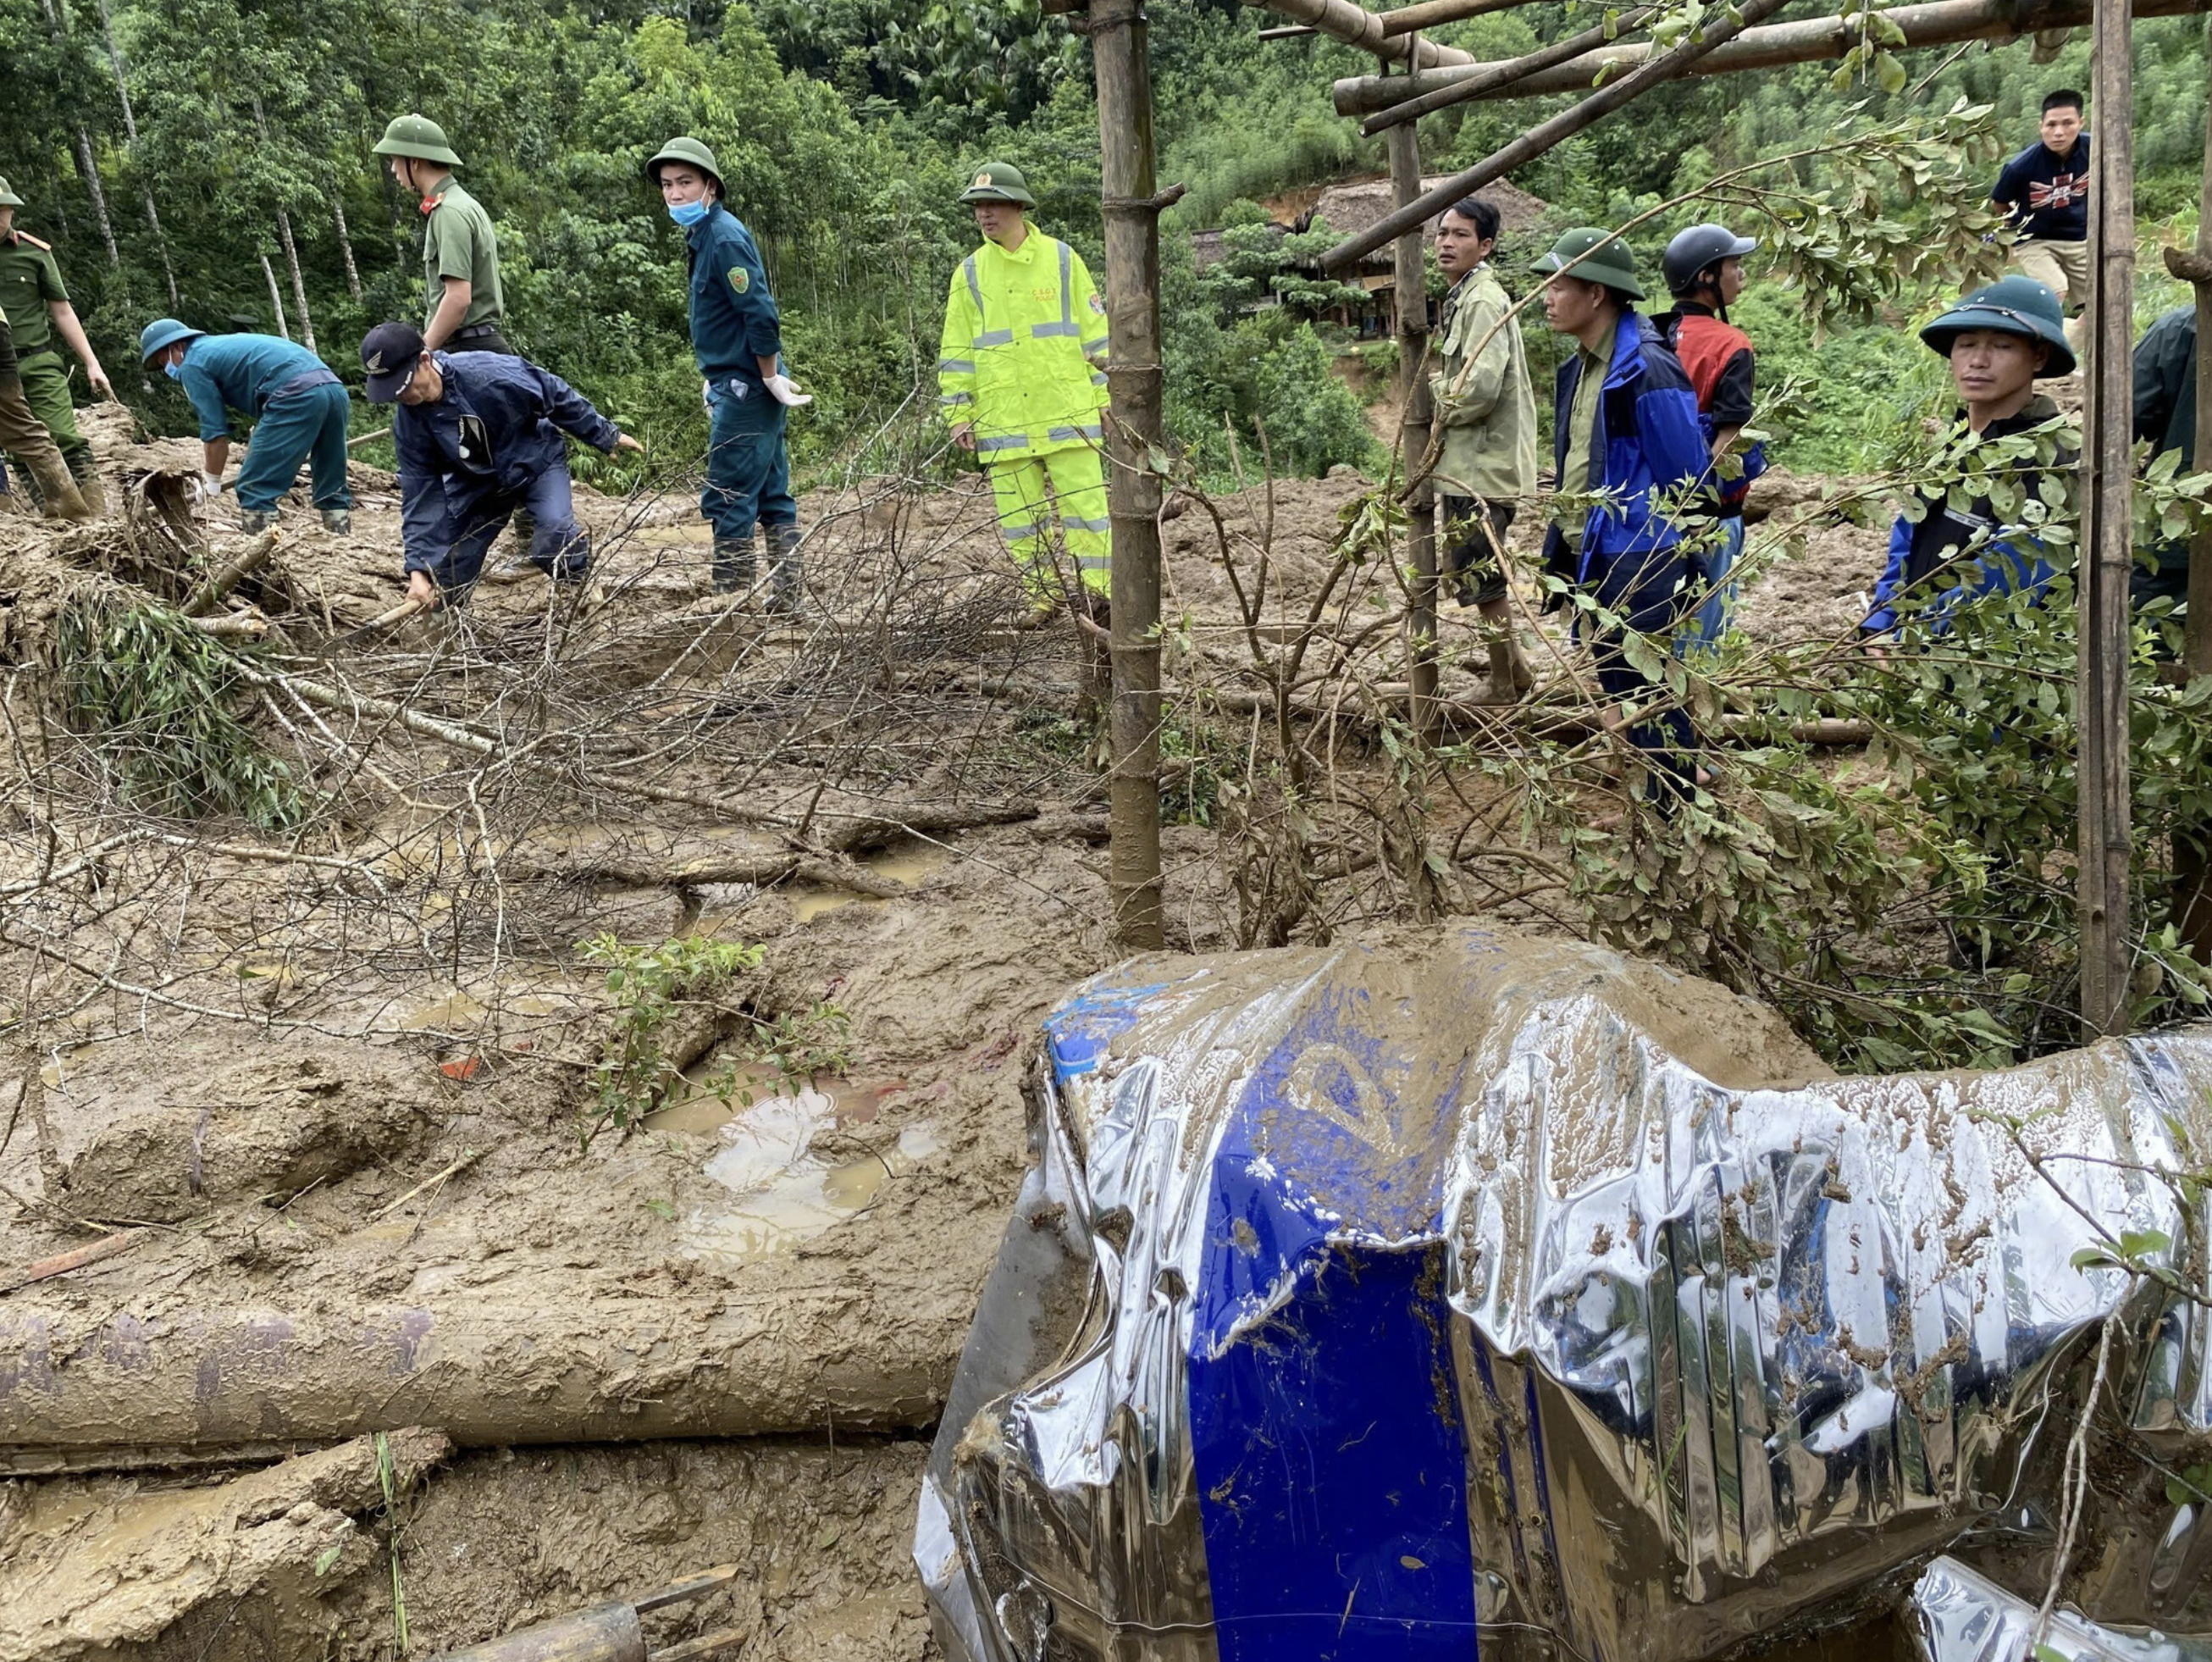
[645,136,810,607]
[0,175,113,518]
[139,319,354,535]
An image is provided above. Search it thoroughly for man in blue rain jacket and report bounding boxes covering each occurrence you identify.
[1531,228,1714,798]
[360,320,640,608]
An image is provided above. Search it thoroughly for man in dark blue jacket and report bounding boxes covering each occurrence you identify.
[360,321,641,609]
[646,136,810,609]
[1860,278,2071,642]
[1991,91,2089,352]
[1531,229,1713,799]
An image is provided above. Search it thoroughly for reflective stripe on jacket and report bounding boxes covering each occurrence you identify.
[937,233,1109,460]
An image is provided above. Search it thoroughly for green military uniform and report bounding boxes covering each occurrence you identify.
[0,297,92,522]
[419,178,506,340]
[0,190,96,490]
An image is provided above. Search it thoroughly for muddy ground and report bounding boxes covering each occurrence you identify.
[0,406,1893,1659]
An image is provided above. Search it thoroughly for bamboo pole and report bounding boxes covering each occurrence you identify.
[1319,0,1793,274]
[1245,0,1475,68]
[1363,5,1659,133]
[1379,0,1544,31]
[1387,116,1441,740]
[1092,0,1167,952]
[2167,18,2212,959]
[2078,0,2136,1034]
[1332,0,2210,110]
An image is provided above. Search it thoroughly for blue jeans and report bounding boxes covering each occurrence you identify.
[423,465,588,596]
[1680,517,1745,658]
[703,382,795,542]
[235,380,353,513]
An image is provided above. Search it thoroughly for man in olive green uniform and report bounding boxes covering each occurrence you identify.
[0,175,113,518]
[372,113,534,557]
[372,115,511,354]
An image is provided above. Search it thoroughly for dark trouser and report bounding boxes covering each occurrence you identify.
[1439,497,1514,607]
[415,466,589,599]
[1588,545,1698,800]
[233,381,354,512]
[704,384,796,546]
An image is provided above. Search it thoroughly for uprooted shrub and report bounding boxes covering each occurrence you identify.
[49,593,307,829]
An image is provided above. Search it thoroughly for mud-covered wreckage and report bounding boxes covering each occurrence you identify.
[918,928,2212,1660]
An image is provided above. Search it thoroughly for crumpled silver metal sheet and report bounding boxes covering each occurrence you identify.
[916,928,2212,1662]
[1911,1556,2212,1662]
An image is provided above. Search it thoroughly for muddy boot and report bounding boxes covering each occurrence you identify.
[766,522,805,616]
[711,534,758,597]
[69,468,107,521]
[321,508,351,535]
[28,455,95,524]
[237,506,278,535]
[1486,636,1535,701]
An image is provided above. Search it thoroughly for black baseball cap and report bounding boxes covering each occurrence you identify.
[361,321,428,403]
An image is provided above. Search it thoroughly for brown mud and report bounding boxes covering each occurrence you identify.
[0,404,1892,1659]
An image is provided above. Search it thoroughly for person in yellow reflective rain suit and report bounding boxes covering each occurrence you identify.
[937,163,1112,618]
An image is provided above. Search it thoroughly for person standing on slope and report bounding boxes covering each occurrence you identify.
[1533,229,1712,801]
[937,163,1113,623]
[0,175,114,519]
[1429,194,1539,699]
[647,136,810,609]
[1655,222,1766,656]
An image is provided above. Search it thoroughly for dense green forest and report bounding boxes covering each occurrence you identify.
[4,0,2207,483]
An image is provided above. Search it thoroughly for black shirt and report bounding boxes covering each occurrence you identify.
[1992,135,2091,243]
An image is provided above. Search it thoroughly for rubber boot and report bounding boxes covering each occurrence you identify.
[712,534,757,597]
[29,454,96,524]
[68,468,107,522]
[238,506,278,535]
[766,522,804,616]
[549,530,591,586]
[1487,636,1535,701]
[321,508,351,535]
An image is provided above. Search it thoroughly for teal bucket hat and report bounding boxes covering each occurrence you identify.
[138,318,206,363]
[1920,275,2075,379]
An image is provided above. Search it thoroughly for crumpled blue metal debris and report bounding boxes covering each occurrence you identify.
[916,928,2212,1661]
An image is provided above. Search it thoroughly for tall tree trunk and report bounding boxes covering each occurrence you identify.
[1389,115,1439,743]
[250,95,316,354]
[333,200,363,302]
[94,0,176,308]
[37,0,120,269]
[275,210,316,354]
[262,253,291,341]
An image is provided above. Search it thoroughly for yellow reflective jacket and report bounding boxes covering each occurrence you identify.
[937,231,1109,460]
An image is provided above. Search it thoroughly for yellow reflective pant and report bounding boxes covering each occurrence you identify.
[988,444,1111,605]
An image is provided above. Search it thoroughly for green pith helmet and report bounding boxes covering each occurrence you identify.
[644,136,722,192]
[1920,274,2076,379]
[1530,227,1645,301]
[959,162,1036,208]
[0,177,22,208]
[372,114,463,169]
[138,318,206,362]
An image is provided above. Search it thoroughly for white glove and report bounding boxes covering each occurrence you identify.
[764,373,813,408]
[702,378,713,409]
[201,471,224,497]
